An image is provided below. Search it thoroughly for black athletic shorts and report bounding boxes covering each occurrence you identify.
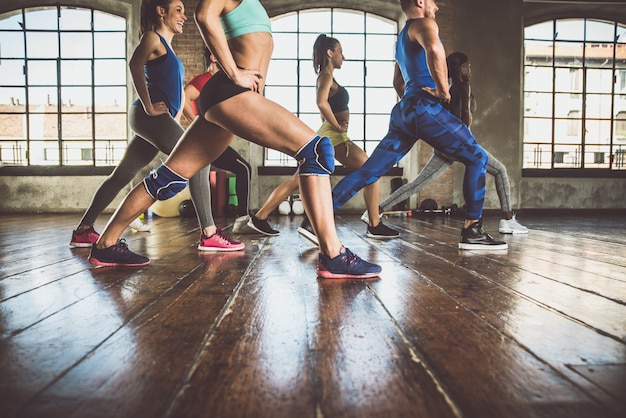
[197,70,249,115]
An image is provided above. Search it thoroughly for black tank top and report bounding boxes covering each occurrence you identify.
[328,79,349,113]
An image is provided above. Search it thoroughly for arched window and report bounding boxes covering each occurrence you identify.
[0,6,127,170]
[523,18,626,171]
[264,9,397,166]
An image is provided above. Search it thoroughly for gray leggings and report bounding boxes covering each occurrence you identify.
[381,150,512,213]
[79,104,213,229]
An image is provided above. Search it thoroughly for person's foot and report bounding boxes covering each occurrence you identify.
[129,218,150,232]
[459,220,508,250]
[247,212,279,236]
[366,222,400,239]
[361,210,383,224]
[317,247,382,279]
[297,216,318,246]
[498,214,528,234]
[232,214,256,234]
[198,229,245,252]
[70,226,100,248]
[88,239,150,267]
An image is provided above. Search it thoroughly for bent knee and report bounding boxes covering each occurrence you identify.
[143,163,188,200]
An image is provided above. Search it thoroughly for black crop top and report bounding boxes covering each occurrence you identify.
[328,79,349,113]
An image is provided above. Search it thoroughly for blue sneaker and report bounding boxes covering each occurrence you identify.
[317,247,382,279]
[89,239,150,267]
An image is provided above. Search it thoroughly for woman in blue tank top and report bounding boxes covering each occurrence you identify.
[75,0,244,257]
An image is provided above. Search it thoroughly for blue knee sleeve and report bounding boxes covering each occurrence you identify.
[295,135,334,175]
[143,163,188,200]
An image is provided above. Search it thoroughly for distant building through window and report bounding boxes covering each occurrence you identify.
[0,6,127,168]
[523,18,626,170]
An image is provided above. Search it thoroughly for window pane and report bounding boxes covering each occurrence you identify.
[26,32,59,58]
[298,33,320,59]
[270,12,297,32]
[525,21,553,40]
[585,43,613,68]
[524,118,552,143]
[94,140,127,166]
[61,113,92,138]
[298,61,316,86]
[94,59,126,85]
[28,60,57,85]
[0,31,25,57]
[61,32,93,58]
[0,113,26,138]
[272,33,297,59]
[24,8,57,30]
[366,15,396,34]
[554,68,581,92]
[365,115,391,144]
[298,86,317,113]
[525,66,553,92]
[264,86,297,110]
[94,11,125,31]
[95,114,126,139]
[267,59,298,85]
[366,34,395,61]
[62,86,92,109]
[61,60,92,85]
[554,41,583,67]
[95,86,126,111]
[524,40,553,66]
[585,20,614,43]
[586,69,613,93]
[555,119,581,144]
[333,10,363,33]
[28,86,58,108]
[339,34,365,60]
[585,120,612,144]
[585,94,612,118]
[523,143,552,169]
[585,146,611,168]
[555,93,581,117]
[30,141,59,165]
[29,113,57,139]
[94,32,125,58]
[62,140,93,165]
[339,61,364,84]
[1,60,26,85]
[556,20,584,41]
[299,11,330,33]
[0,87,26,108]
[366,88,397,113]
[366,61,395,87]
[0,11,23,30]
[524,92,552,117]
[59,7,91,30]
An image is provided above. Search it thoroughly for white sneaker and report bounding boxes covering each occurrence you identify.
[232,215,255,233]
[129,218,150,232]
[291,194,304,215]
[278,200,291,215]
[360,210,383,225]
[499,214,528,234]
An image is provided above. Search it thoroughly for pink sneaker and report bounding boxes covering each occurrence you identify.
[70,226,100,248]
[198,229,245,252]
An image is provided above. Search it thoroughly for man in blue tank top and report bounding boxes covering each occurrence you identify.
[331,0,507,250]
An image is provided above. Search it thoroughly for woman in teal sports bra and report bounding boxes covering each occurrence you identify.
[90,0,381,279]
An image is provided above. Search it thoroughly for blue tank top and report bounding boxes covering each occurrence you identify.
[395,18,436,98]
[220,0,271,40]
[328,79,349,113]
[133,32,184,118]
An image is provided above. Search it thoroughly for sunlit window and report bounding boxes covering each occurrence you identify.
[0,6,127,167]
[264,9,397,166]
[523,18,626,170]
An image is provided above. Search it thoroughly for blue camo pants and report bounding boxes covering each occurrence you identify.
[332,94,488,219]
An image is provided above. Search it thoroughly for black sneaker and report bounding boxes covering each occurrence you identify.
[89,239,150,266]
[297,215,318,246]
[247,211,279,236]
[317,247,382,279]
[459,220,508,250]
[366,221,400,239]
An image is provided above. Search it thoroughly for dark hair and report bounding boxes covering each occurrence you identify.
[140,0,173,36]
[446,51,469,79]
[202,47,212,68]
[313,34,340,74]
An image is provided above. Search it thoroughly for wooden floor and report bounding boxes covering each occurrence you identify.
[1,211,625,418]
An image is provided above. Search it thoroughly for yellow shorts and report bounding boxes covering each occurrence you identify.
[317,121,350,147]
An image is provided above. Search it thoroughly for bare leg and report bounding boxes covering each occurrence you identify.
[255,174,299,220]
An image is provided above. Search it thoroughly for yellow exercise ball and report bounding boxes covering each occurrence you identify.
[150,185,192,217]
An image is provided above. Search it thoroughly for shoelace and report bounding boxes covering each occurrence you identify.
[340,248,360,267]
[112,239,130,253]
[213,229,235,245]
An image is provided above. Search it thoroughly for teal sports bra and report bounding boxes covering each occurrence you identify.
[220,0,272,40]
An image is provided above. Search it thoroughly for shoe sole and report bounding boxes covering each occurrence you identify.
[70,242,94,248]
[499,229,528,234]
[246,220,279,236]
[317,269,381,279]
[198,244,245,252]
[297,227,319,246]
[458,243,508,250]
[88,257,150,267]
[366,232,400,239]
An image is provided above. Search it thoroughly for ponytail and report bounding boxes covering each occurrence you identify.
[313,34,340,74]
